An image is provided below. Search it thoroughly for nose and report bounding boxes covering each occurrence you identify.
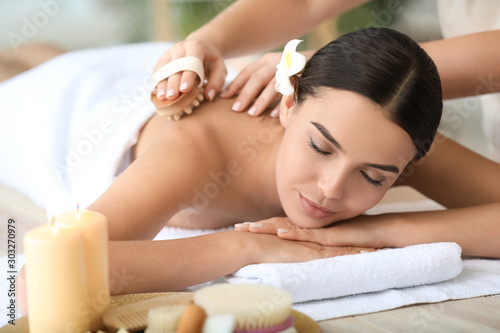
[317,166,348,200]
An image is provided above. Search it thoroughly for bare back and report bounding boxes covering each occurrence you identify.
[90,97,286,239]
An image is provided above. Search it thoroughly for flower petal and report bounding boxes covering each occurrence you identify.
[283,39,303,55]
[275,69,289,93]
[275,39,305,95]
[277,76,295,96]
[288,52,306,76]
[275,69,289,83]
[276,39,303,70]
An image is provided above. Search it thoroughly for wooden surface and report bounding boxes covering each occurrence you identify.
[319,294,500,332]
[2,295,499,332]
[2,183,500,331]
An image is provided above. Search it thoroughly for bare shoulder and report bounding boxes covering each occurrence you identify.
[136,97,283,162]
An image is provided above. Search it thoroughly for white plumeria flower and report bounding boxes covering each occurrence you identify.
[275,39,306,95]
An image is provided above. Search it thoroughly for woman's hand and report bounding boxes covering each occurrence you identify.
[221,52,282,117]
[246,232,375,264]
[153,40,227,102]
[236,216,388,249]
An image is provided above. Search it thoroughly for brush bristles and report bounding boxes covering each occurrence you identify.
[144,305,185,333]
[156,86,206,121]
[114,310,149,330]
[194,284,292,330]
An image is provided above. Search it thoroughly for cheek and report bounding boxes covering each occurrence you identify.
[342,188,387,218]
[276,133,310,185]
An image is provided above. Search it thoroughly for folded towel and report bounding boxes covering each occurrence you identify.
[225,242,464,303]
[293,258,500,321]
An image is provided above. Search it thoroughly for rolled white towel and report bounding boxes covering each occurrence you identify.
[225,242,463,303]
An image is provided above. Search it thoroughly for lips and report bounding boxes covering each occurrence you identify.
[299,193,336,219]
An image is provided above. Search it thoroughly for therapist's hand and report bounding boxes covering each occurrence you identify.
[153,40,227,102]
[220,52,282,117]
[235,215,386,249]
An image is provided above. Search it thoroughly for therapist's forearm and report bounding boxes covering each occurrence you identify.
[187,0,368,58]
[422,30,500,100]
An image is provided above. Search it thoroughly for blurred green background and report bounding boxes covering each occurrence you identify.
[0,0,441,50]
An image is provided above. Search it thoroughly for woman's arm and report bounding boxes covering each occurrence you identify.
[17,230,372,311]
[422,29,500,100]
[243,135,500,258]
[108,230,373,293]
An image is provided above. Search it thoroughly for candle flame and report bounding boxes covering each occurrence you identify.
[46,210,56,228]
[75,201,83,222]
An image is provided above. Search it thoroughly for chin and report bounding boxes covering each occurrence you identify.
[283,209,337,229]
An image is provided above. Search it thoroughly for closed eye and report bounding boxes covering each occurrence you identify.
[361,171,383,187]
[308,138,331,156]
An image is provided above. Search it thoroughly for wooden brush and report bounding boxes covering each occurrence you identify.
[151,79,205,121]
[194,284,294,332]
[150,56,206,121]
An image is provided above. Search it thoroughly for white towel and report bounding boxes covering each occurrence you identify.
[0,42,240,213]
[0,42,169,211]
[151,223,500,321]
[225,242,464,303]
[293,258,500,321]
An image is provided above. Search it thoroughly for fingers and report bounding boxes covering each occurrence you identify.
[234,222,251,232]
[319,246,377,258]
[234,217,296,234]
[234,222,279,234]
[276,227,338,246]
[249,80,279,116]
[153,45,184,101]
[228,69,277,115]
[239,220,341,247]
[205,58,227,101]
[179,71,199,92]
[152,40,226,102]
[270,104,281,118]
[221,52,281,116]
[164,73,181,100]
[221,61,256,99]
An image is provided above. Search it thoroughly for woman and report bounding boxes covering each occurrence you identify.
[7,28,500,298]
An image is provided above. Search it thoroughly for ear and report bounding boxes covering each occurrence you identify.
[279,94,295,128]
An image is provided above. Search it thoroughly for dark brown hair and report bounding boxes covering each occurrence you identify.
[295,27,442,160]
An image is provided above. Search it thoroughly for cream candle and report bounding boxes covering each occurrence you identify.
[55,209,110,331]
[24,222,90,333]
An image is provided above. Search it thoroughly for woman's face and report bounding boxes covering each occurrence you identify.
[276,88,416,228]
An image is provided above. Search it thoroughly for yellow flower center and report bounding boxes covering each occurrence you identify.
[283,51,292,69]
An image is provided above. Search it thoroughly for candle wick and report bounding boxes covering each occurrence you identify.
[50,215,56,228]
[76,202,80,212]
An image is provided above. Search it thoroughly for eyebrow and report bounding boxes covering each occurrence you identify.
[365,163,400,174]
[310,121,400,174]
[311,121,344,152]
